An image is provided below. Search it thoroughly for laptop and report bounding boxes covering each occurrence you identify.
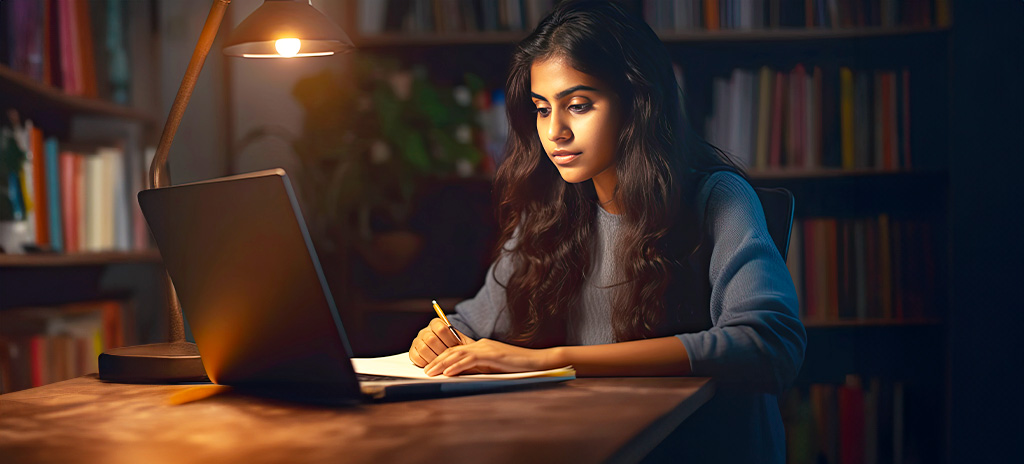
[137,168,572,403]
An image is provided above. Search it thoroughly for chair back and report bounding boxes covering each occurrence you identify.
[754,187,795,262]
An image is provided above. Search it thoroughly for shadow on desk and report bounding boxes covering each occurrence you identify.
[0,374,714,464]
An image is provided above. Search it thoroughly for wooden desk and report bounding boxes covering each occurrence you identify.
[0,375,714,464]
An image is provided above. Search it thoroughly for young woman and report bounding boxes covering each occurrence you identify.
[409,1,805,461]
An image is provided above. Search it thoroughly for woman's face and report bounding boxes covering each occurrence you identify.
[530,58,623,189]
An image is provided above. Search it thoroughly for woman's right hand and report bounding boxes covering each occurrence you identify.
[409,318,473,367]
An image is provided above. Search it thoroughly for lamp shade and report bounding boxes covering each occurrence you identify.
[223,0,355,58]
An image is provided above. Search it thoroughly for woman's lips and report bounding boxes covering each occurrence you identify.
[550,150,580,165]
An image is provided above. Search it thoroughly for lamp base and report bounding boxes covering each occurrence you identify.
[98,342,209,383]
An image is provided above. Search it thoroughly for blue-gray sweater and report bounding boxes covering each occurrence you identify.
[449,171,806,463]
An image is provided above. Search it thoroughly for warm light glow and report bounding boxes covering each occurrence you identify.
[242,51,335,58]
[275,38,301,57]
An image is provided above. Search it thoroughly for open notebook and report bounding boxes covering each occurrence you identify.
[353,353,575,399]
[138,169,573,402]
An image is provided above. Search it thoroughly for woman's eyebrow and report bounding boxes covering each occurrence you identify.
[531,85,600,102]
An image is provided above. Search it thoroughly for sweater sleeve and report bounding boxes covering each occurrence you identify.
[675,171,807,394]
[446,242,515,340]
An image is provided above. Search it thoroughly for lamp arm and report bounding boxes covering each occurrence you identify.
[150,0,231,190]
[149,0,230,343]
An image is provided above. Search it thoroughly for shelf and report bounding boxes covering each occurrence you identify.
[0,64,157,125]
[0,250,162,268]
[656,25,950,43]
[351,26,950,48]
[355,31,525,47]
[803,317,942,328]
[747,168,947,181]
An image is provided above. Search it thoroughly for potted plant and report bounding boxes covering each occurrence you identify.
[0,125,28,253]
[289,56,486,275]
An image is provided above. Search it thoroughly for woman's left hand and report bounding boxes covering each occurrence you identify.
[422,339,562,377]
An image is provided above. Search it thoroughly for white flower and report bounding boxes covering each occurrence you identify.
[370,140,391,164]
[455,124,472,144]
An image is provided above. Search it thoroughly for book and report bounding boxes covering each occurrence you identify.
[0,300,123,393]
[44,136,63,252]
[839,67,854,170]
[755,66,774,170]
[351,352,574,381]
[29,125,49,248]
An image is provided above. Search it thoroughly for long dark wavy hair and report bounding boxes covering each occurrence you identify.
[494,0,744,347]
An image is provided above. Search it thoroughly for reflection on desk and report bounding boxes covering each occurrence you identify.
[0,374,714,464]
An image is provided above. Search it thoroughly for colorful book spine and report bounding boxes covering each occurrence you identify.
[44,136,63,252]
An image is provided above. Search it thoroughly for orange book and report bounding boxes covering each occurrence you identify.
[704,0,720,31]
[802,219,818,321]
[74,0,98,98]
[30,127,50,247]
[102,301,124,349]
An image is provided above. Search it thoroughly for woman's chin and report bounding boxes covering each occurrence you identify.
[555,168,591,184]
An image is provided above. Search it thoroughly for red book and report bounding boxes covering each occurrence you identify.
[30,127,50,247]
[901,69,912,169]
[839,378,866,464]
[30,335,47,387]
[769,71,786,169]
[864,216,879,318]
[824,218,839,320]
[59,151,78,252]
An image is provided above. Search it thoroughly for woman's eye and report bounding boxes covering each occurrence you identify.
[568,103,592,113]
[535,107,551,117]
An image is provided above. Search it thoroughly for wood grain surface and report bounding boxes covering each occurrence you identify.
[0,375,713,464]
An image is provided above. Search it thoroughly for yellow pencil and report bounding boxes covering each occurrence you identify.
[432,300,464,345]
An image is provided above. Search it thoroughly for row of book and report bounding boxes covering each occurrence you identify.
[359,0,556,35]
[0,300,124,394]
[0,0,157,106]
[786,216,936,323]
[706,65,911,172]
[0,116,151,253]
[782,375,909,464]
[643,0,951,32]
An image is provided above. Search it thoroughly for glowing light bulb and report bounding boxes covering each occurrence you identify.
[275,38,301,57]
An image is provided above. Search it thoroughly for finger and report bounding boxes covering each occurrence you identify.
[412,339,438,364]
[409,346,429,367]
[424,348,460,377]
[441,355,481,376]
[422,325,449,356]
[429,318,462,348]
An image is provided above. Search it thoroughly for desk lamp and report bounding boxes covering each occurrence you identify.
[98,0,354,382]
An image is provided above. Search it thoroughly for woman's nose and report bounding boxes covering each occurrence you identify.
[546,113,571,142]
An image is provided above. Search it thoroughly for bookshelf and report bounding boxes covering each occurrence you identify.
[0,0,164,393]
[329,1,957,462]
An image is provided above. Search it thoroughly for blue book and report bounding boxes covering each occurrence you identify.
[44,137,63,252]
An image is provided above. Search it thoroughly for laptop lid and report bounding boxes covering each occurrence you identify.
[138,169,361,399]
